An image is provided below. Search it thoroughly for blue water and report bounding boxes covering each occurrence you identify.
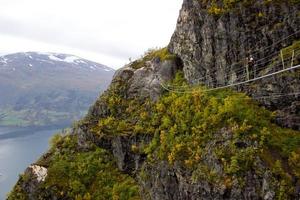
[0,127,61,199]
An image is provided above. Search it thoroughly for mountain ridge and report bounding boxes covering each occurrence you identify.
[0,52,113,72]
[0,51,114,127]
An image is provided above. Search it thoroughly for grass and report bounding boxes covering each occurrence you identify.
[130,47,177,69]
[8,134,141,200]
[87,71,300,198]
[202,0,299,16]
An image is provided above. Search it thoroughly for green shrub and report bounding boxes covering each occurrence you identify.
[202,0,298,16]
[130,47,177,69]
[8,135,141,200]
[44,136,140,200]
[11,69,299,199]
[88,71,300,198]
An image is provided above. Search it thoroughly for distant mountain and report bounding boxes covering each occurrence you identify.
[0,52,115,127]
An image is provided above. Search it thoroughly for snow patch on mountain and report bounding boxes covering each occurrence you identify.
[48,54,85,64]
[0,57,8,64]
[48,55,64,62]
[64,56,80,63]
[0,52,115,72]
[77,60,86,64]
[36,52,52,56]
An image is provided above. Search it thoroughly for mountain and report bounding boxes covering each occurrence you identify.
[0,52,114,126]
[168,0,300,130]
[8,1,300,200]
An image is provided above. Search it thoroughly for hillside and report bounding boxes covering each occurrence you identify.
[8,1,300,200]
[0,52,114,126]
[169,0,300,130]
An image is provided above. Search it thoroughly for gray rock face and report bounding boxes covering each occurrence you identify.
[16,165,57,200]
[169,0,300,129]
[86,57,182,123]
[169,0,300,86]
[113,58,182,101]
[76,56,183,170]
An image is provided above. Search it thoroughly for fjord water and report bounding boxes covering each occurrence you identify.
[0,127,61,199]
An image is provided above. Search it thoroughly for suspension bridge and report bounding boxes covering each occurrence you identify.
[157,30,300,100]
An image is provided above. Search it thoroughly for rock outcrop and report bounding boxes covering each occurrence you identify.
[28,165,47,183]
[169,0,300,129]
[77,54,183,174]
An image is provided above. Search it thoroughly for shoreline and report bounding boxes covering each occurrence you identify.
[0,124,70,141]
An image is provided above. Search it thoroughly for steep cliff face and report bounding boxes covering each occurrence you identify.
[169,0,300,85]
[8,1,300,200]
[169,0,300,129]
[8,50,183,200]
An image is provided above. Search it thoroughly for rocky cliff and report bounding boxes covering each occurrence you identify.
[169,0,300,130]
[8,1,300,200]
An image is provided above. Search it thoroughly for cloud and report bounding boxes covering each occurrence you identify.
[0,0,182,68]
[0,34,128,68]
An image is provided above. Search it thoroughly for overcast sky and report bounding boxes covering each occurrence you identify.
[0,0,183,69]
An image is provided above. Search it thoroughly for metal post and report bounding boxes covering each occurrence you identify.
[280,50,285,69]
[291,50,295,68]
[246,65,250,80]
[206,72,209,87]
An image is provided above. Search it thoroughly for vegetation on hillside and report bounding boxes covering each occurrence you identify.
[8,71,300,199]
[203,0,300,15]
[130,47,177,69]
[6,0,300,199]
[281,40,300,65]
[88,72,300,199]
[8,134,140,200]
